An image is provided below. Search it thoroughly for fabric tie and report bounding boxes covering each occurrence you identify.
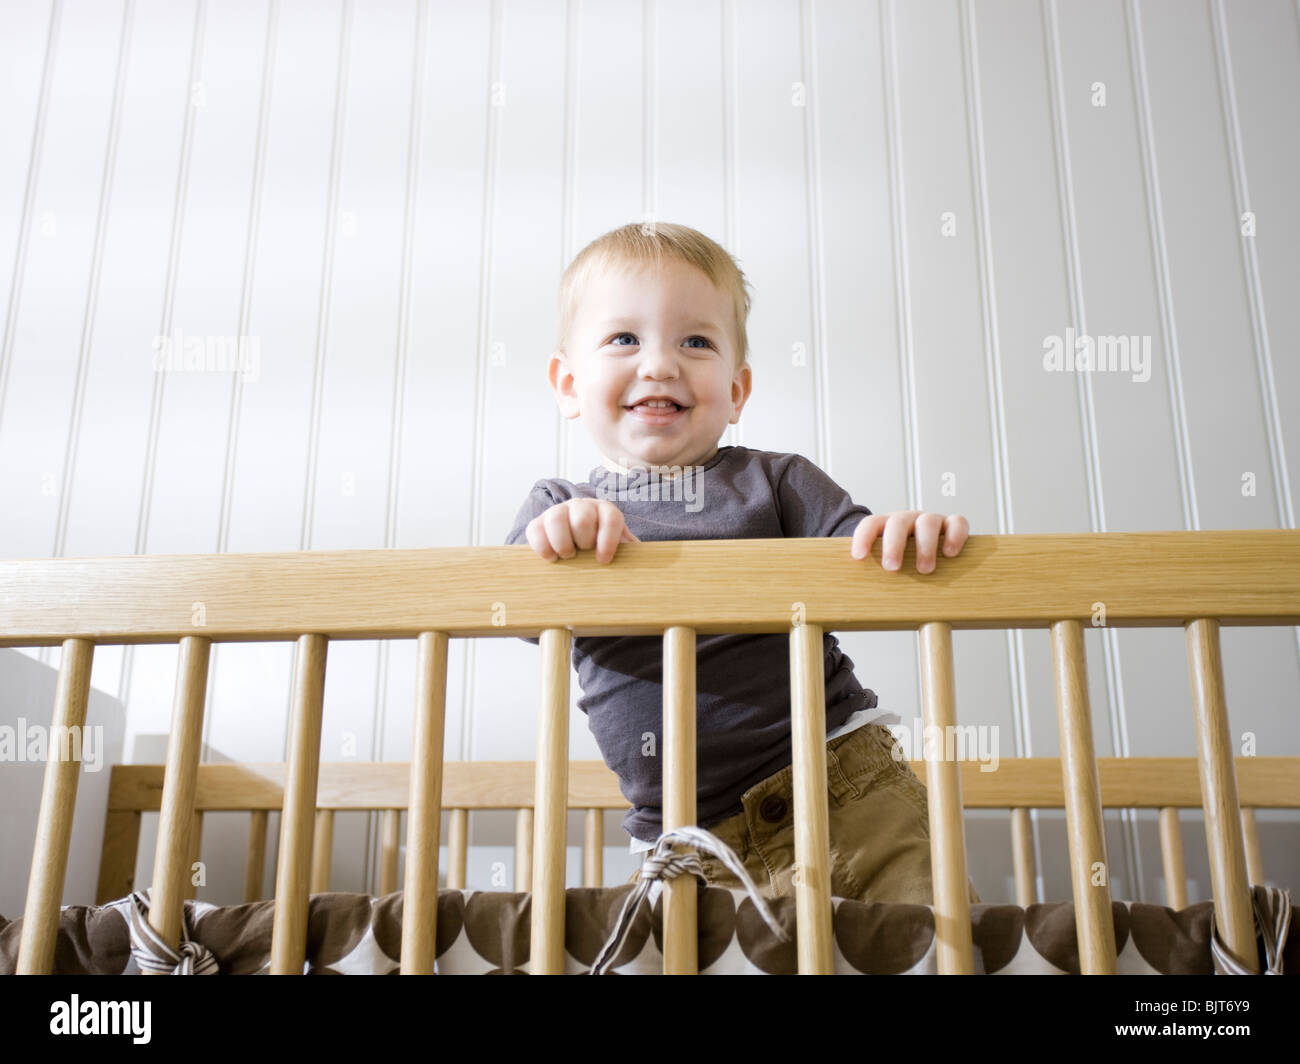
[126,889,220,975]
[1210,885,1291,975]
[587,826,790,975]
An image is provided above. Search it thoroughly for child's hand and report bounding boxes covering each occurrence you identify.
[525,500,640,564]
[848,511,969,574]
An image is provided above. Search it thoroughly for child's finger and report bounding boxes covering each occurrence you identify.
[941,513,970,555]
[913,513,945,573]
[593,505,628,563]
[881,513,915,571]
[542,503,580,559]
[526,516,559,561]
[850,514,885,559]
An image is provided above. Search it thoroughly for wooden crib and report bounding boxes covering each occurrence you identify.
[3,530,1298,975]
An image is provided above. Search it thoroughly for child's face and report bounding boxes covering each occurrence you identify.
[549,258,752,475]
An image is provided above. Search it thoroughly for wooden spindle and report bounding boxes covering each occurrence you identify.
[583,809,603,887]
[530,627,571,974]
[402,629,448,972]
[446,809,468,889]
[1010,808,1037,906]
[789,621,833,975]
[311,809,334,893]
[1050,619,1116,974]
[515,808,534,892]
[1185,618,1257,972]
[143,635,209,961]
[18,638,95,974]
[1158,807,1188,910]
[917,622,974,975]
[1241,809,1263,886]
[662,625,698,975]
[270,633,328,974]
[245,811,268,902]
[379,809,401,896]
[96,810,142,904]
[183,810,204,902]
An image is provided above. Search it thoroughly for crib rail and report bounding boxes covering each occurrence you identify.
[5,530,1299,975]
[3,531,1298,645]
[93,756,1300,913]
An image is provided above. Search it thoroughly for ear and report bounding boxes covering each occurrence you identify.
[548,350,582,419]
[728,363,753,424]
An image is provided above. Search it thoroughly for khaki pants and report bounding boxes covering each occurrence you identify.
[628,722,980,906]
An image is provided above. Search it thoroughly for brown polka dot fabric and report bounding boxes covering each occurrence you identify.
[970,905,1025,974]
[0,888,1281,974]
[834,900,935,974]
[566,886,652,970]
[1128,901,1215,975]
[192,898,275,975]
[50,905,131,975]
[371,890,464,964]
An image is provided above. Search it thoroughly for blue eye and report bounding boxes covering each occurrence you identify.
[607,333,715,350]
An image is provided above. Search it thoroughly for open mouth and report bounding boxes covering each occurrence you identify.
[625,400,688,423]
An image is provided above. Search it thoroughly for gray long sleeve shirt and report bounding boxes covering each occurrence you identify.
[503,444,888,844]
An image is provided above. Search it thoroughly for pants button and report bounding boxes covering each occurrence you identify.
[759,795,787,823]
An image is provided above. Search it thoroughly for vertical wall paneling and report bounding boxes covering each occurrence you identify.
[0,0,60,513]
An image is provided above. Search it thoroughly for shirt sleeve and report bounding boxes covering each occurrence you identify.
[775,454,873,538]
[504,480,564,646]
[505,479,561,547]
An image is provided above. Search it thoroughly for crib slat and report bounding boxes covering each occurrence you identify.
[145,635,210,961]
[1050,620,1116,974]
[1241,809,1264,886]
[1158,807,1188,910]
[402,629,448,972]
[245,811,268,902]
[917,622,974,975]
[663,625,698,975]
[184,810,204,902]
[1185,618,1257,972]
[530,627,571,974]
[17,638,95,974]
[1010,808,1037,906]
[789,621,833,975]
[379,809,401,896]
[446,809,468,889]
[97,810,142,904]
[583,809,603,887]
[311,809,334,893]
[270,633,328,974]
[515,808,534,892]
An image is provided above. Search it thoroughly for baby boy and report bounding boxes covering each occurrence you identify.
[504,222,978,905]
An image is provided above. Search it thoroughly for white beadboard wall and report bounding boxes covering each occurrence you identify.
[0,0,1296,906]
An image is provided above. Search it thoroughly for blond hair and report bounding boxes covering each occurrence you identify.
[555,222,752,368]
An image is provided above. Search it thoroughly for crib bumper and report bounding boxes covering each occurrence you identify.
[0,884,1291,975]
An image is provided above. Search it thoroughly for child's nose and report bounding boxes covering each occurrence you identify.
[637,343,679,375]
